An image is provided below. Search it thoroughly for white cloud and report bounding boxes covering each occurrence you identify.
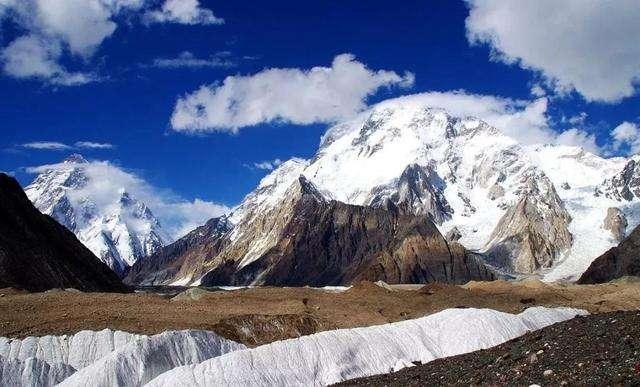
[145,0,223,25]
[465,0,640,102]
[1,35,94,85]
[21,140,114,151]
[375,91,602,153]
[530,83,546,98]
[74,141,114,149]
[554,128,600,155]
[170,53,415,133]
[252,158,283,171]
[0,0,223,85]
[149,51,235,69]
[611,121,640,155]
[22,141,73,150]
[26,158,230,239]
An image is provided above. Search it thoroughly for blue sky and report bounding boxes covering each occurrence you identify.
[1,0,639,214]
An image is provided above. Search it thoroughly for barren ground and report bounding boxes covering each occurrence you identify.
[1,279,639,346]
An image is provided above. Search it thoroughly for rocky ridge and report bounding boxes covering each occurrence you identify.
[0,173,127,292]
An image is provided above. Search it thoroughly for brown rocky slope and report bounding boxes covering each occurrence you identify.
[202,178,497,286]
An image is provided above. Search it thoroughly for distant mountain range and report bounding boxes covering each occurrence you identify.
[124,95,640,286]
[25,155,168,276]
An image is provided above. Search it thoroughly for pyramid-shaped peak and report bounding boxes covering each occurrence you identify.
[63,154,88,164]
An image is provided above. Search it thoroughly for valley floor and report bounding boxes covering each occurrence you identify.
[338,310,640,386]
[1,279,639,347]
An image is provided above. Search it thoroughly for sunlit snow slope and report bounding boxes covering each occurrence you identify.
[25,155,169,275]
[223,94,637,281]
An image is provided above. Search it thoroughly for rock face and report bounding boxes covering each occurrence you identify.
[578,224,640,284]
[484,171,573,273]
[603,207,628,242]
[368,163,452,224]
[131,176,497,286]
[0,173,127,292]
[125,217,231,286]
[25,155,168,276]
[201,177,496,286]
[597,158,640,201]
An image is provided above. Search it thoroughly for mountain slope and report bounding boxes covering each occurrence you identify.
[201,177,497,286]
[578,224,640,284]
[125,217,231,286]
[25,155,168,276]
[0,173,127,292]
[130,176,498,286]
[129,95,640,285]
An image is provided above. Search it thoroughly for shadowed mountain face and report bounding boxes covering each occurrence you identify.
[127,177,497,287]
[201,191,496,287]
[0,173,127,292]
[578,224,640,284]
[125,217,231,286]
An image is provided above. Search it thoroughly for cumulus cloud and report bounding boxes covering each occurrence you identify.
[465,0,640,102]
[144,0,223,25]
[170,53,415,133]
[1,35,95,85]
[21,140,114,151]
[374,91,602,154]
[611,121,640,155]
[0,0,223,85]
[26,158,230,239]
[148,51,235,69]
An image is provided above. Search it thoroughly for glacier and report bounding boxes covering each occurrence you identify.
[147,307,587,387]
[0,329,245,387]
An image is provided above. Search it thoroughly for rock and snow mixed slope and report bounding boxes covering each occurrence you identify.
[129,174,499,286]
[147,307,586,386]
[25,155,169,276]
[131,94,640,285]
[0,329,244,387]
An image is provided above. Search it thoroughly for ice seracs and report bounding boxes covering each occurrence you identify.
[24,155,169,276]
[0,329,245,387]
[146,307,587,386]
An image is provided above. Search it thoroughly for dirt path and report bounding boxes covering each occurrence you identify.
[1,280,639,346]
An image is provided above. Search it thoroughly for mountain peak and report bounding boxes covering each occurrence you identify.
[63,154,88,164]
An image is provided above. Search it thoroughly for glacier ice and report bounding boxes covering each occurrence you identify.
[0,329,245,387]
[147,307,587,386]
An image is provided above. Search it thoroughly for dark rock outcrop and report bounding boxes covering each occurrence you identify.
[578,224,640,284]
[602,207,627,242]
[125,217,231,285]
[596,158,640,201]
[368,164,453,225]
[200,177,496,286]
[0,173,127,292]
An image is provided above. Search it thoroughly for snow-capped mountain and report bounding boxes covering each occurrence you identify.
[25,155,169,276]
[130,95,640,285]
